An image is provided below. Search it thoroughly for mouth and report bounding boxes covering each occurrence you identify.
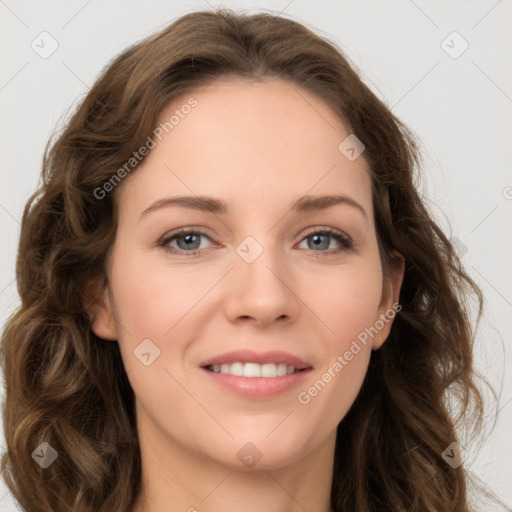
[199,349,313,399]
[203,362,310,378]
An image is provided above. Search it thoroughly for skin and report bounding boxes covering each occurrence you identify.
[89,77,404,512]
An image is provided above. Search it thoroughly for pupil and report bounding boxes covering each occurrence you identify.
[311,234,328,250]
[178,234,200,250]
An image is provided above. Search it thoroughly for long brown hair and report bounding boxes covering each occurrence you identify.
[1,8,492,511]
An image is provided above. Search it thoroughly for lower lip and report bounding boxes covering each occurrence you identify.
[200,367,313,399]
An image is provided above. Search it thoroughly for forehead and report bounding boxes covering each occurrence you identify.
[116,77,373,221]
[159,76,354,159]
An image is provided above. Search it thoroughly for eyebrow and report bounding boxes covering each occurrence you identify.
[139,194,368,221]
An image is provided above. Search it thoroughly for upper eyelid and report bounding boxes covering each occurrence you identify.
[160,225,350,238]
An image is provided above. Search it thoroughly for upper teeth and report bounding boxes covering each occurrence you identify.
[209,362,296,378]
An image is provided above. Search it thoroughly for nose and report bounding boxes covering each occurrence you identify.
[223,238,301,329]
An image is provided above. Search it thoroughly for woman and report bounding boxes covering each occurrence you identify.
[0,8,500,512]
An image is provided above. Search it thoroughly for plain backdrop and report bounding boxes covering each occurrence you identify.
[1,1,511,510]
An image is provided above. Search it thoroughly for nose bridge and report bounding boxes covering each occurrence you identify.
[235,231,287,292]
[230,204,285,270]
[224,229,298,325]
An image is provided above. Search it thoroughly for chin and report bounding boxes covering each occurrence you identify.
[204,428,314,471]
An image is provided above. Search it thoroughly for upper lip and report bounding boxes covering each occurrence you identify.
[199,350,312,370]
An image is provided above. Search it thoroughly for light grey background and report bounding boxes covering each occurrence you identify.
[1,1,511,510]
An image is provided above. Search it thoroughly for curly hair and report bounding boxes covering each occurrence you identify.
[1,8,492,511]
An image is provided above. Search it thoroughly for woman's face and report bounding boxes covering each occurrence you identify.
[92,77,403,470]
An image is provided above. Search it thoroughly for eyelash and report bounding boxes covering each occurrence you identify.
[157,227,354,257]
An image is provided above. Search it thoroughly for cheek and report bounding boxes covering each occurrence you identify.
[312,260,383,349]
[297,260,382,415]
[106,245,207,390]
[108,253,202,415]
[109,248,202,339]
[295,269,380,428]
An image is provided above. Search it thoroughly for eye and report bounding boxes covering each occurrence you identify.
[297,227,353,256]
[158,228,214,256]
[158,226,353,256]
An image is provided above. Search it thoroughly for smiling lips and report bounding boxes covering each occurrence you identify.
[200,349,312,375]
[200,349,313,398]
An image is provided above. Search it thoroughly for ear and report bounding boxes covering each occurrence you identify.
[372,251,405,350]
[82,278,118,341]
